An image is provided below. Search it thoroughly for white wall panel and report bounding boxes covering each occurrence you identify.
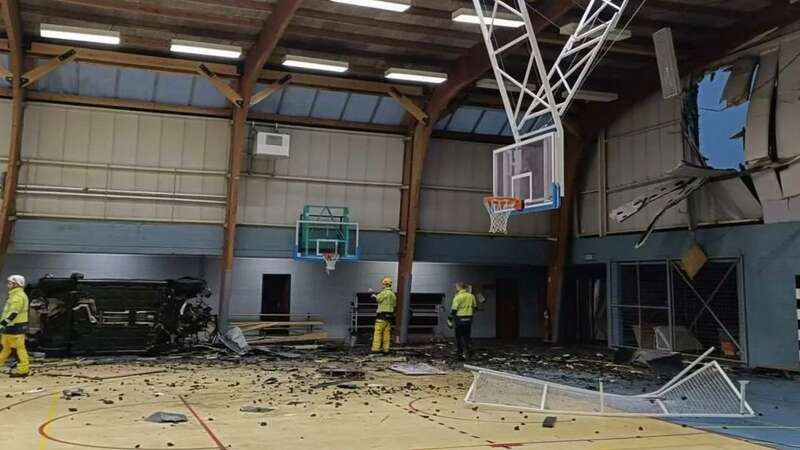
[240,126,403,229]
[7,101,228,223]
[582,91,688,234]
[422,139,550,236]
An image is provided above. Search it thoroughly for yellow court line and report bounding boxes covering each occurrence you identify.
[36,393,59,450]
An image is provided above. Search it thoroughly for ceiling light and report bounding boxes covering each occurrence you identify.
[559,22,631,41]
[385,68,447,84]
[282,55,349,73]
[330,0,411,12]
[563,89,618,102]
[40,23,120,45]
[170,39,242,59]
[452,8,525,28]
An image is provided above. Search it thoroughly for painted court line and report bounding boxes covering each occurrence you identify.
[179,395,227,450]
[37,393,59,450]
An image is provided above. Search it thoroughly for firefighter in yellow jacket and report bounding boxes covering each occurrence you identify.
[448,283,477,361]
[371,277,396,354]
[0,275,30,377]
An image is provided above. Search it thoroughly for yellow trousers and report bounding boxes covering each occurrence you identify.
[372,319,391,353]
[0,334,29,375]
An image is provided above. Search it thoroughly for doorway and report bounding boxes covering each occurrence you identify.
[562,264,607,344]
[261,274,291,322]
[496,278,519,340]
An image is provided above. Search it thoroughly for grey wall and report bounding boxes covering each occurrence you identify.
[11,219,223,255]
[571,222,800,371]
[8,101,229,223]
[202,257,544,340]
[239,126,404,230]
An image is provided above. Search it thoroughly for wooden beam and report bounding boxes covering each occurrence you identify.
[0,89,408,135]
[0,41,241,77]
[0,0,24,273]
[260,69,422,97]
[219,0,304,331]
[396,120,434,344]
[196,64,244,108]
[250,74,291,107]
[21,49,78,87]
[394,0,574,343]
[388,88,429,125]
[544,132,585,343]
[248,111,405,135]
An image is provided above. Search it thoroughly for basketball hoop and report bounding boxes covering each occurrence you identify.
[484,196,523,234]
[322,252,340,274]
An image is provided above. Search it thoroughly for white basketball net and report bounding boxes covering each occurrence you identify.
[484,197,522,234]
[322,252,339,274]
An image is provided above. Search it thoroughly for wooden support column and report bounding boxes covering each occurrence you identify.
[544,132,585,343]
[396,121,433,343]
[0,0,24,273]
[218,0,303,331]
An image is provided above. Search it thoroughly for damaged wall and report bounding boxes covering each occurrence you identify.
[202,257,544,340]
[571,222,800,372]
[579,29,800,237]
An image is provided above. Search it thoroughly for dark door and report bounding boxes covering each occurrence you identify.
[496,278,519,340]
[261,274,291,321]
[562,264,607,344]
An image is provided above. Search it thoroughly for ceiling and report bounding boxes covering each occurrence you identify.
[0,0,784,129]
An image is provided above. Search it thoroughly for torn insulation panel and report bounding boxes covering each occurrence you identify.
[776,38,800,198]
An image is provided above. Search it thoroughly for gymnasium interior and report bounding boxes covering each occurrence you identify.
[1,0,800,449]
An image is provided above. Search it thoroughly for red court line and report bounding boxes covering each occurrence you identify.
[179,395,227,450]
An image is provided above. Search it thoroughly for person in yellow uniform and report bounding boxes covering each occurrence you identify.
[0,275,30,377]
[448,283,477,361]
[371,276,396,354]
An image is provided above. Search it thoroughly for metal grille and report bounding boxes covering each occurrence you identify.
[465,349,753,417]
[611,259,744,362]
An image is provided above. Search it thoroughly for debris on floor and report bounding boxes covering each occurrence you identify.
[61,388,86,399]
[240,405,275,413]
[542,416,557,428]
[390,363,447,376]
[145,412,189,424]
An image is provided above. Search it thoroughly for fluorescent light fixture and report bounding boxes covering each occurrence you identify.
[40,23,120,45]
[563,89,618,102]
[282,55,349,73]
[559,22,631,41]
[452,8,525,28]
[330,0,411,12]
[170,39,242,59]
[476,78,522,92]
[385,68,447,84]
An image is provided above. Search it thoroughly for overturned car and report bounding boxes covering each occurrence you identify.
[26,273,214,355]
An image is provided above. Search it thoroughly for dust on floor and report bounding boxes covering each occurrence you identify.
[0,347,766,450]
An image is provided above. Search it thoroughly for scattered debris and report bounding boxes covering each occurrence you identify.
[390,363,447,376]
[145,412,188,424]
[319,367,365,378]
[62,388,86,399]
[632,350,683,377]
[25,387,45,394]
[240,405,274,413]
[542,416,557,428]
[218,326,251,355]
